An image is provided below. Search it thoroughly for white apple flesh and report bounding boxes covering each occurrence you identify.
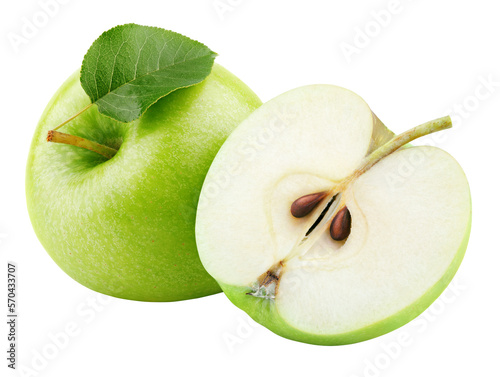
[196,85,471,345]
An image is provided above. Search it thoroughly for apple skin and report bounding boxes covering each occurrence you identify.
[219,214,470,345]
[26,64,261,301]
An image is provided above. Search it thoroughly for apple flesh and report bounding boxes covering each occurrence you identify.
[196,85,471,345]
[26,64,261,301]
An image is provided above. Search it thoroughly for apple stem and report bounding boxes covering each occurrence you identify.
[288,116,453,260]
[348,115,452,182]
[47,130,118,159]
[53,103,93,131]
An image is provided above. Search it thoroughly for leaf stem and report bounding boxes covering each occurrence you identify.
[53,103,93,131]
[47,130,118,159]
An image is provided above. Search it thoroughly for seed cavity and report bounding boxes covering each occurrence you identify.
[304,194,337,237]
[330,206,352,241]
[291,191,328,218]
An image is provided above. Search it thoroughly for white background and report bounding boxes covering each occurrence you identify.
[1,0,499,376]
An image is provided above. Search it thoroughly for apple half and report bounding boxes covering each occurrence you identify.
[196,85,471,345]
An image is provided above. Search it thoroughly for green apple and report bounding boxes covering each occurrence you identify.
[26,64,261,302]
[196,85,471,345]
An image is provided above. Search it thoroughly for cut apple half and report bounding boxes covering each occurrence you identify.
[196,85,471,345]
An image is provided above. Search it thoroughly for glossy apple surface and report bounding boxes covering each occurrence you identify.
[26,64,261,301]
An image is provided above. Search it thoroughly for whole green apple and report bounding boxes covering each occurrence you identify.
[26,64,261,301]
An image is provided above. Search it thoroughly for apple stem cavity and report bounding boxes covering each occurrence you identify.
[47,130,118,159]
[46,104,118,159]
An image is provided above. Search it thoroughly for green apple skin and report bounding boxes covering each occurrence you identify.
[219,214,470,345]
[26,64,261,302]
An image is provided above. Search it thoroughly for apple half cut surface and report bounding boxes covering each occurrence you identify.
[196,85,471,345]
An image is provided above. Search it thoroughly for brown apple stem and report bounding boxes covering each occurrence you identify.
[53,103,93,131]
[47,130,118,159]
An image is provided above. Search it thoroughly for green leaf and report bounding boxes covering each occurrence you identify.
[80,23,217,123]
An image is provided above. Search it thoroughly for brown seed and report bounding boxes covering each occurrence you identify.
[330,206,351,241]
[291,191,328,218]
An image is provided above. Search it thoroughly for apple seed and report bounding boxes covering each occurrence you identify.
[330,206,351,241]
[291,191,328,218]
